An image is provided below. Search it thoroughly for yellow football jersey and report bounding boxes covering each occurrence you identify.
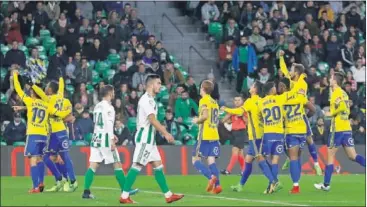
[224,95,263,140]
[32,78,70,133]
[198,94,219,141]
[330,87,351,132]
[260,89,307,134]
[14,73,49,136]
[283,94,308,134]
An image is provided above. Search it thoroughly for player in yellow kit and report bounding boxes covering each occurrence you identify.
[222,81,281,194]
[259,81,306,193]
[13,71,63,193]
[32,78,77,192]
[314,73,365,191]
[278,77,316,194]
[192,80,222,194]
[279,51,322,175]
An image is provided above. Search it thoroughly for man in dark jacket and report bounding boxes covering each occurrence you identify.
[106,25,121,53]
[74,58,92,84]
[47,45,68,81]
[70,36,89,57]
[223,18,241,44]
[3,113,26,145]
[117,16,131,43]
[114,119,133,146]
[112,62,132,88]
[145,59,163,81]
[62,25,79,57]
[311,117,328,145]
[4,41,26,68]
[33,2,49,36]
[76,110,94,138]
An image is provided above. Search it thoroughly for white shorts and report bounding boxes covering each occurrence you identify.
[89,147,121,164]
[132,143,161,166]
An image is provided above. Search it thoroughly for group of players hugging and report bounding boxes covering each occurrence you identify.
[15,50,365,204]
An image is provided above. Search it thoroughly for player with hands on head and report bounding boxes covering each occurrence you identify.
[120,74,183,204]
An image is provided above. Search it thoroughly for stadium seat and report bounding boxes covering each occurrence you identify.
[39,29,51,41]
[1,44,9,55]
[225,140,230,145]
[169,55,175,62]
[1,93,7,104]
[48,46,57,56]
[102,69,116,83]
[25,37,40,47]
[95,61,111,74]
[1,142,7,146]
[185,139,196,145]
[92,70,102,85]
[42,36,56,50]
[160,94,170,106]
[72,140,89,146]
[36,45,46,55]
[208,22,223,42]
[127,117,137,132]
[65,85,75,96]
[174,140,183,145]
[107,53,121,65]
[86,83,94,94]
[18,45,28,54]
[317,62,329,75]
[13,141,26,146]
[1,67,7,81]
[157,102,166,122]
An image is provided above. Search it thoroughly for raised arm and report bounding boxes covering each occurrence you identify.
[57,77,65,97]
[32,85,49,102]
[279,51,291,79]
[13,72,31,104]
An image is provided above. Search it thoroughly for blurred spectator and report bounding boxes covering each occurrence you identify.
[300,44,318,71]
[154,41,170,63]
[270,1,288,20]
[306,66,319,87]
[5,23,23,44]
[185,76,199,103]
[117,16,132,43]
[76,110,94,138]
[219,2,231,24]
[87,24,103,43]
[108,10,120,26]
[132,20,149,43]
[346,6,361,28]
[53,12,69,41]
[258,49,275,75]
[305,13,319,36]
[33,2,49,36]
[351,114,365,144]
[350,58,366,86]
[230,1,245,22]
[129,90,139,111]
[3,113,26,145]
[132,63,147,89]
[162,109,183,143]
[71,8,83,25]
[223,18,240,44]
[76,2,93,20]
[301,1,317,20]
[142,48,156,65]
[218,37,236,81]
[146,59,163,81]
[113,63,132,88]
[129,9,141,30]
[73,83,93,109]
[345,81,358,105]
[318,3,334,23]
[67,121,83,141]
[62,25,79,56]
[106,25,120,53]
[174,90,198,122]
[88,38,107,62]
[20,13,34,38]
[79,18,91,36]
[346,71,357,91]
[326,34,341,66]
[308,95,324,126]
[207,73,220,100]
[257,68,270,84]
[201,1,220,26]
[71,36,88,57]
[163,62,185,90]
[4,41,26,68]
[47,45,67,81]
[239,2,255,29]
[249,26,266,52]
[341,40,355,68]
[44,1,61,21]
[65,57,76,83]
[60,1,77,17]
[311,117,328,145]
[74,57,92,84]
[114,119,132,146]
[232,36,257,93]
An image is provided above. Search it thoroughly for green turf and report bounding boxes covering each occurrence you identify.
[1,175,365,206]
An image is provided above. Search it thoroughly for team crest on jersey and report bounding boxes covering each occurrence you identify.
[276,145,283,153]
[62,140,69,149]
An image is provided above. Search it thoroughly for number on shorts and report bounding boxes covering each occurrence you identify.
[211,108,219,125]
[284,104,301,119]
[32,108,46,123]
[263,106,281,123]
[93,112,104,128]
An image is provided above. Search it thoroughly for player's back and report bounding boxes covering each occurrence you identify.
[92,100,115,148]
[283,92,308,134]
[26,98,50,136]
[135,92,157,145]
[243,95,263,140]
[260,95,284,134]
[330,87,351,132]
[199,95,219,140]
[49,94,69,133]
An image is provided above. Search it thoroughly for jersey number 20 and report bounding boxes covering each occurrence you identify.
[263,106,281,123]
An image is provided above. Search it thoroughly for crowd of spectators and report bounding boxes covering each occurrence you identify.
[0,1,201,146]
[183,1,366,144]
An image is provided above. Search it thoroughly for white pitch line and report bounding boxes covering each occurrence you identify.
[94,186,309,206]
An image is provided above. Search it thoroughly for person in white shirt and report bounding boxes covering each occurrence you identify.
[350,58,366,84]
[120,74,184,204]
[82,85,138,199]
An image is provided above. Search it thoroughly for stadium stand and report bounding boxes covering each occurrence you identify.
[0,1,365,147]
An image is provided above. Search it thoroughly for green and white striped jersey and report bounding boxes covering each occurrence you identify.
[135,92,157,145]
[91,100,115,148]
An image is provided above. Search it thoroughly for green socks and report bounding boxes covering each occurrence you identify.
[84,168,95,190]
[154,167,169,193]
[114,169,126,191]
[123,167,140,192]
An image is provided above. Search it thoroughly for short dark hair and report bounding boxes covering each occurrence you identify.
[334,72,345,86]
[262,82,275,96]
[145,74,160,84]
[253,80,263,96]
[48,81,59,94]
[100,85,114,97]
[280,78,290,90]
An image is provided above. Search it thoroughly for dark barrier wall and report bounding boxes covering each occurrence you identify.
[1,145,365,176]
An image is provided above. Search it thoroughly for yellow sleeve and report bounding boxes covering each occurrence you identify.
[32,85,49,102]
[280,56,291,79]
[330,92,348,117]
[57,77,64,98]
[48,103,71,118]
[224,106,245,116]
[13,73,32,105]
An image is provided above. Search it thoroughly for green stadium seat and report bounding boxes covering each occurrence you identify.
[36,45,46,54]
[317,62,329,75]
[107,53,121,65]
[160,94,170,106]
[13,141,26,146]
[127,117,137,132]
[186,139,196,145]
[86,83,94,94]
[72,140,88,146]
[1,67,7,80]
[1,93,7,104]
[92,74,102,85]
[39,54,47,60]
[18,45,28,53]
[102,69,116,83]
[1,44,10,55]
[65,84,75,95]
[1,142,7,146]
[174,140,183,145]
[208,22,223,42]
[179,125,188,136]
[48,46,57,56]
[39,29,51,41]
[225,140,231,145]
[169,55,175,62]
[42,36,56,50]
[95,61,111,74]
[157,103,166,122]
[26,37,40,47]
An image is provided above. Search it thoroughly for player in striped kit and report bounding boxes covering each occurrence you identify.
[82,85,138,199]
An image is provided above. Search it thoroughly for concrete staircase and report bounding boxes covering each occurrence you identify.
[137,1,237,106]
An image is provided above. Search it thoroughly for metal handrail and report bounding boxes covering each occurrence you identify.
[188,45,206,74]
[161,13,184,63]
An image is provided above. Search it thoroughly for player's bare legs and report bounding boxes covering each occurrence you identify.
[206,156,221,194]
[306,136,322,175]
[343,146,366,167]
[288,146,301,194]
[120,161,183,204]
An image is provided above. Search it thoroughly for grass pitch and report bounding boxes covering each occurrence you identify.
[1,175,365,206]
